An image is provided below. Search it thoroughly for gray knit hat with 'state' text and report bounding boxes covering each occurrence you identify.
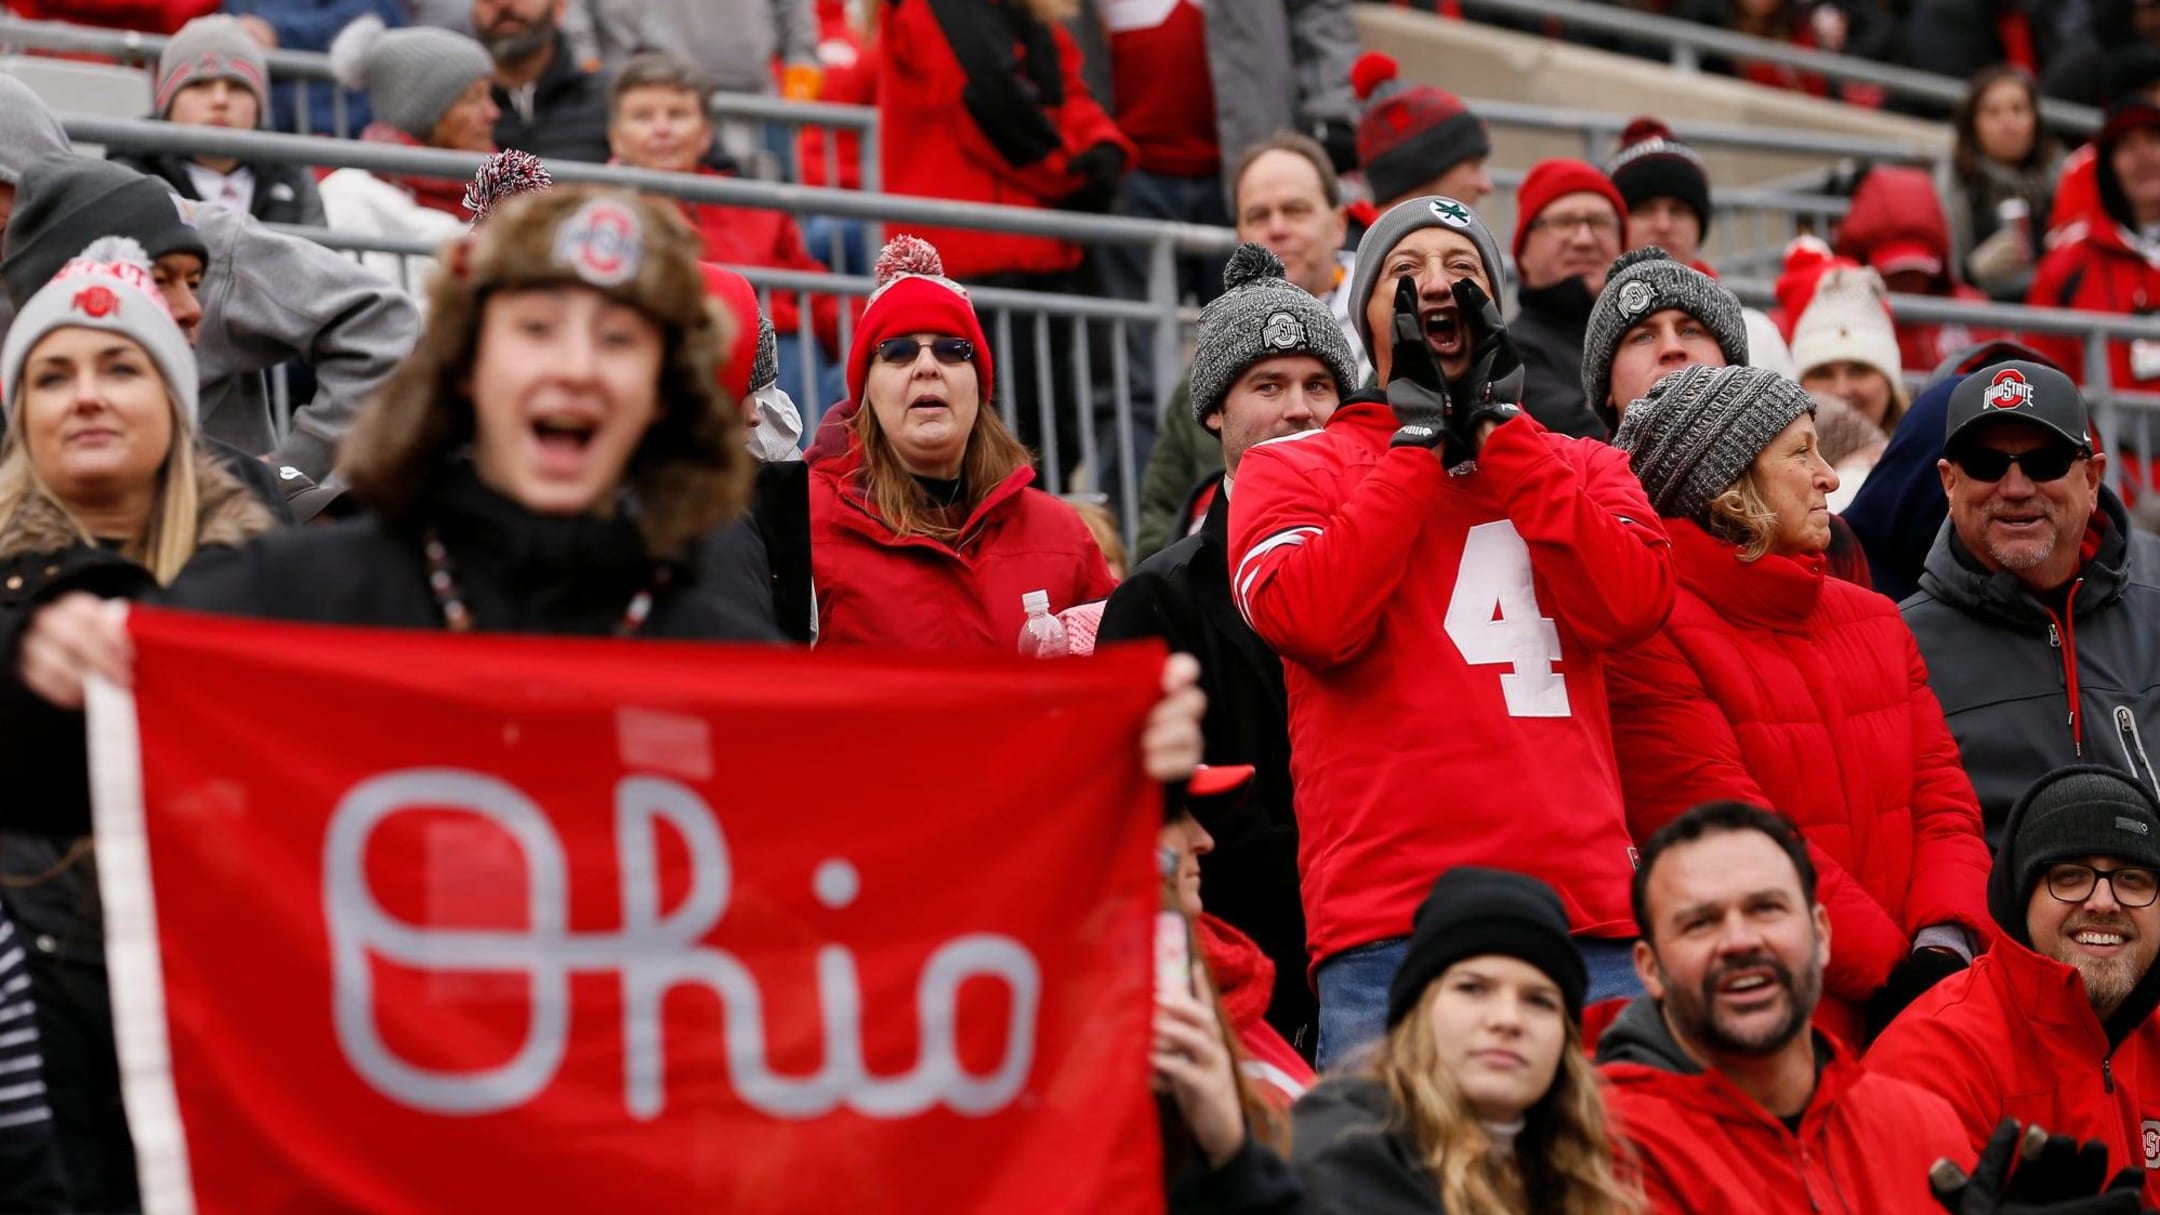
[1190,244,1361,425]
[1611,363,1814,522]
[1347,195,1509,362]
[1582,247,1749,432]
[330,16,492,141]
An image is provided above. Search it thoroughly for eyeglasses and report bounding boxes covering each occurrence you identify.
[1528,212,1622,237]
[876,337,974,366]
[1952,444,2087,483]
[2045,862,2160,908]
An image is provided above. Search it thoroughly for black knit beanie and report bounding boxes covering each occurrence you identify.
[1386,867,1586,1029]
[1351,52,1490,208]
[1991,765,2160,947]
[1605,117,1712,242]
[3,155,209,308]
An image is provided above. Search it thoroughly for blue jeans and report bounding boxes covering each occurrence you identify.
[1314,934,1647,1072]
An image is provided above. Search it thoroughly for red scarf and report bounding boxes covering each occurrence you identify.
[357,122,489,219]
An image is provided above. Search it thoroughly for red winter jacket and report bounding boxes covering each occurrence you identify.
[1835,166,2001,371]
[799,3,874,191]
[1607,521,1994,1043]
[2027,176,2160,394]
[1599,1001,1972,1214]
[809,443,1116,649]
[1229,397,1674,967]
[676,166,844,356]
[7,0,216,32]
[1869,938,2160,1208]
[1197,914,1313,1111]
[877,0,1133,280]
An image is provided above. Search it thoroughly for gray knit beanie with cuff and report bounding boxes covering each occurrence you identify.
[1611,363,1813,522]
[1346,195,1509,362]
[156,15,270,120]
[330,16,493,141]
[2,237,199,430]
[1582,246,1749,432]
[1189,244,1360,426]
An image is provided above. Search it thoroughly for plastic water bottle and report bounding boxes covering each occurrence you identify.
[1017,590,1067,658]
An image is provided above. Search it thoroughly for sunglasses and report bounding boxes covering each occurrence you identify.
[1952,444,2086,483]
[876,337,975,366]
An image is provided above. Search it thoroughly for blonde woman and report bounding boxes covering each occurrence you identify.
[1606,363,1992,1047]
[0,237,278,1213]
[1291,868,1640,1215]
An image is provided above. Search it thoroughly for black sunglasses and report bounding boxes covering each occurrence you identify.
[1952,444,2086,484]
[876,337,975,366]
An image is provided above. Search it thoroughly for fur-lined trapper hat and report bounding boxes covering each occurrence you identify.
[338,184,747,559]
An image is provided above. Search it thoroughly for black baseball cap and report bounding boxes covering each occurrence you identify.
[1944,360,2092,457]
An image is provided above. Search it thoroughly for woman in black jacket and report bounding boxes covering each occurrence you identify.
[1290,869,1640,1214]
[0,236,280,1212]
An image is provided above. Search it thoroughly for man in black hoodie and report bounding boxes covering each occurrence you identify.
[1872,765,2160,1206]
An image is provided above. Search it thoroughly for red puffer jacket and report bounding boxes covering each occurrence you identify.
[809,443,1116,649]
[1869,938,2160,1208]
[1229,397,1674,967]
[2027,175,2160,394]
[877,0,1133,280]
[1599,1000,1972,1214]
[1608,521,1994,1043]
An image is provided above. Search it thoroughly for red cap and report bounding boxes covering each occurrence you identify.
[1510,158,1628,262]
[845,235,994,408]
[1866,235,1945,280]
[1187,764,1256,800]
[699,262,764,404]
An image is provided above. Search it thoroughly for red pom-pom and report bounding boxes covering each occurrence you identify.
[1350,52,1399,102]
[873,234,944,287]
[1619,116,1674,148]
[463,149,552,224]
[1780,233,1833,276]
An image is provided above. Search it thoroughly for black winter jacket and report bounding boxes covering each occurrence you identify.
[1289,1077,1444,1213]
[1510,278,1605,440]
[1099,490,1311,1051]
[162,468,780,641]
[112,149,327,227]
[1901,487,2160,845]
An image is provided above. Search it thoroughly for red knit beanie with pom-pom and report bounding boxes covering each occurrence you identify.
[844,234,994,406]
[1351,51,1489,208]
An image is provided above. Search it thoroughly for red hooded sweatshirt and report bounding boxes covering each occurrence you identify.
[1835,166,1999,371]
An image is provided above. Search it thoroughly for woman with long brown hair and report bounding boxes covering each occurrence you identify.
[1943,65,2060,304]
[1291,869,1640,1215]
[809,234,1115,649]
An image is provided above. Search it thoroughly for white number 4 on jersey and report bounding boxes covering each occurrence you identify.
[1444,521,1572,718]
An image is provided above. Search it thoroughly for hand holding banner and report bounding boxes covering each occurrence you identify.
[89,607,1167,1214]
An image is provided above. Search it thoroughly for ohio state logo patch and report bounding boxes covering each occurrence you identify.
[552,199,643,288]
[1616,279,1655,321]
[1262,311,1303,350]
[1983,367,2035,411]
[71,287,118,319]
[2144,1119,2160,1169]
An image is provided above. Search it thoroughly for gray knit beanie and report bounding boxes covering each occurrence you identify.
[1,237,199,429]
[156,15,270,121]
[1190,244,1360,426]
[752,307,778,392]
[1346,195,1509,362]
[1610,364,1813,521]
[330,16,493,141]
[1582,247,1749,432]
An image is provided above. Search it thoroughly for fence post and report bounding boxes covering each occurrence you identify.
[1146,234,1180,466]
[2085,321,2122,495]
[860,109,883,260]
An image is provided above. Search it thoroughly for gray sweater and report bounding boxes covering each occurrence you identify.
[584,0,817,92]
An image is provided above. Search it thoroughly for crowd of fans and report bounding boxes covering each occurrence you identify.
[2,1,2160,1213]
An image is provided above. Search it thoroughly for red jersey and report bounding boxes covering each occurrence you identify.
[1229,397,1674,966]
[1103,0,1219,177]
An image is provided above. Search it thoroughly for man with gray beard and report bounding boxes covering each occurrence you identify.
[1871,766,2160,1208]
[476,0,612,163]
[1902,360,2160,846]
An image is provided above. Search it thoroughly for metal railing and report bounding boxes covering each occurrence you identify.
[1466,95,1941,168]
[1448,0,2103,133]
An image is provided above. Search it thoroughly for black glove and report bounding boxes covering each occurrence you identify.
[1315,118,1358,174]
[1059,142,1127,214]
[1932,1120,2147,1214]
[1864,947,1969,1044]
[1444,277,1523,420]
[1384,275,1461,462]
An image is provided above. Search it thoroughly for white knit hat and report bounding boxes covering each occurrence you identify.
[1789,266,1903,398]
[0,238,198,429]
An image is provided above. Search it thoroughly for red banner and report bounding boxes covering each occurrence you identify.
[87,607,1166,1215]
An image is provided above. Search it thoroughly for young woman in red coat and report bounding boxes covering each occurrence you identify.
[808,235,1115,649]
[1607,364,1995,1049]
